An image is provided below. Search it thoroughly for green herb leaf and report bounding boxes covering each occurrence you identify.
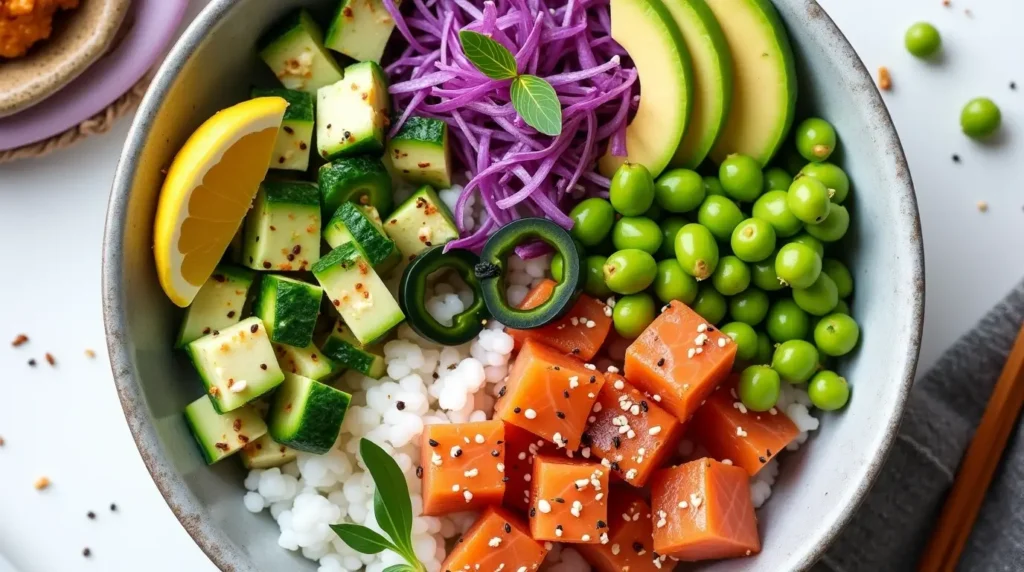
[382,565,419,572]
[330,524,398,555]
[510,75,563,137]
[458,30,519,80]
[360,439,415,554]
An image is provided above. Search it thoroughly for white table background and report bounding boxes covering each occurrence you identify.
[1,0,1022,570]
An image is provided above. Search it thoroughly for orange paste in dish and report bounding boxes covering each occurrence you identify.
[0,0,80,59]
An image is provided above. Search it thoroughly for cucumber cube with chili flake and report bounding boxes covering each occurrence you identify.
[255,274,322,348]
[242,181,321,272]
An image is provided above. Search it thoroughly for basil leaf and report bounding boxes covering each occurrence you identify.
[361,439,414,553]
[510,75,563,137]
[459,30,519,80]
[330,524,397,555]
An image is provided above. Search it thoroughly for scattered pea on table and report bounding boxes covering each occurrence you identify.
[905,22,942,58]
[960,97,1002,139]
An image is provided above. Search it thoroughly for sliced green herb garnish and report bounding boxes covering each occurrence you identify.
[458,30,518,80]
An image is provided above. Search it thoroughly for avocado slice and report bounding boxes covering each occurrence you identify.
[598,0,693,179]
[663,0,733,169]
[706,0,797,166]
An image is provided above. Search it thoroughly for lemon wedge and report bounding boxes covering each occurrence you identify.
[154,97,288,307]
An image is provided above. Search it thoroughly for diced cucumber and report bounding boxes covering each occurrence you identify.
[254,274,322,348]
[384,186,460,262]
[319,156,393,219]
[242,181,321,272]
[176,265,255,348]
[324,0,398,63]
[387,117,452,189]
[323,203,400,275]
[320,320,386,379]
[258,9,343,93]
[312,243,404,345]
[252,87,315,171]
[186,317,286,412]
[268,373,351,454]
[316,62,390,160]
[184,395,268,464]
[240,433,298,469]
[274,342,335,381]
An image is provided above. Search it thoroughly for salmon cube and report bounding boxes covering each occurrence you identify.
[497,339,606,450]
[506,279,613,361]
[624,301,737,422]
[442,505,548,572]
[529,454,609,543]
[577,487,665,572]
[650,458,760,561]
[420,420,505,516]
[691,381,800,476]
[583,374,685,487]
[502,422,552,514]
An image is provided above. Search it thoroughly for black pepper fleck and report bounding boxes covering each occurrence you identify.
[396,401,406,411]
[429,439,439,447]
[556,411,566,419]
[504,523,512,534]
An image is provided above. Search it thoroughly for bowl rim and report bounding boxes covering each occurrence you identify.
[101,1,925,570]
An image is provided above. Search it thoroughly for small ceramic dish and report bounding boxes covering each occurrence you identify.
[0,0,131,118]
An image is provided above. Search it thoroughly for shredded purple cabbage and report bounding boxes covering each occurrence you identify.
[384,0,637,257]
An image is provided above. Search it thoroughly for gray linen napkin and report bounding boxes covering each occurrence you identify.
[813,280,1024,572]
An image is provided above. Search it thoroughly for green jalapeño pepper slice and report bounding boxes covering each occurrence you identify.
[400,246,490,346]
[475,218,583,330]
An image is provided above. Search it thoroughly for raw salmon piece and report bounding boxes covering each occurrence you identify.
[583,373,685,487]
[501,422,552,514]
[650,458,760,560]
[420,420,505,516]
[577,487,666,572]
[497,338,606,450]
[624,301,737,422]
[442,505,548,571]
[506,279,613,361]
[529,454,609,543]
[690,380,799,475]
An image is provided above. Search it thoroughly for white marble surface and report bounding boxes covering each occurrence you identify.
[0,0,1021,570]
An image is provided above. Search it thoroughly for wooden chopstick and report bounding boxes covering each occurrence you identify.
[918,322,1024,572]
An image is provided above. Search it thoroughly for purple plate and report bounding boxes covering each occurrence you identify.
[0,0,188,152]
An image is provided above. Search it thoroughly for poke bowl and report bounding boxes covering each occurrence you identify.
[102,0,924,571]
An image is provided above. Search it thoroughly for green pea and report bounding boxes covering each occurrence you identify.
[729,288,770,325]
[722,322,758,361]
[691,284,728,325]
[755,331,773,365]
[751,258,785,291]
[833,299,851,316]
[771,340,817,384]
[731,217,777,263]
[795,117,837,163]
[569,198,616,247]
[804,204,850,243]
[613,293,657,338]
[612,217,663,254]
[753,190,803,238]
[763,167,793,194]
[814,313,860,356]
[765,298,810,343]
[905,22,941,58]
[603,249,658,295]
[808,370,850,411]
[658,216,689,259]
[719,154,764,203]
[655,168,705,213]
[583,255,613,298]
[610,162,656,216]
[551,253,564,282]
[697,195,745,242]
[787,233,825,259]
[787,177,831,224]
[775,242,822,289]
[792,273,839,316]
[675,223,719,281]
[738,365,781,412]
[961,97,1002,139]
[821,259,853,299]
[654,259,699,305]
[703,175,726,197]
[798,162,850,204]
[711,255,751,296]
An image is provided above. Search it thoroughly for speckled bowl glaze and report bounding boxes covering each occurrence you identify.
[103,1,925,570]
[0,0,131,118]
